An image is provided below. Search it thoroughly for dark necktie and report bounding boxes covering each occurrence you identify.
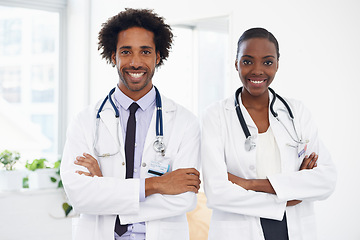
[115,102,139,236]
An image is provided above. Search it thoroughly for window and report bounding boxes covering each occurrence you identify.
[156,16,229,117]
[0,1,66,162]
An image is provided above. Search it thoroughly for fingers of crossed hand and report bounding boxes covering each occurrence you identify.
[74,153,103,177]
[300,152,318,170]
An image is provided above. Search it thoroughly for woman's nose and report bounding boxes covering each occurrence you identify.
[251,62,264,75]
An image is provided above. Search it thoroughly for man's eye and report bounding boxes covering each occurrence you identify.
[242,60,252,65]
[264,60,273,66]
[142,50,151,55]
[121,50,130,54]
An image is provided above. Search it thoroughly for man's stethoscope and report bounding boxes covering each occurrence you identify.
[93,86,166,157]
[235,87,306,151]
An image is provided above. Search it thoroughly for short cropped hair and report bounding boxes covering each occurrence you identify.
[98,8,173,67]
[236,27,280,60]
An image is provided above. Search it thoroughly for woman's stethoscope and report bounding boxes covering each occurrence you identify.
[93,86,166,157]
[235,87,305,151]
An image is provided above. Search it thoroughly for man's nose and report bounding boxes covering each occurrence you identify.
[129,54,142,68]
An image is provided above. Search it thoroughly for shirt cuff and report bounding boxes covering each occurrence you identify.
[139,178,145,202]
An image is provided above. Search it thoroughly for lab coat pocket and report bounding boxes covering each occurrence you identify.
[158,221,189,240]
[208,220,251,239]
[300,215,317,240]
[73,215,97,240]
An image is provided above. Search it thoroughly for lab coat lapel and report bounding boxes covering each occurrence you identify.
[224,96,257,171]
[143,96,175,161]
[98,102,125,151]
[268,92,296,172]
[226,92,258,133]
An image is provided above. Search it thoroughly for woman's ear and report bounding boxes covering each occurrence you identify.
[235,60,239,71]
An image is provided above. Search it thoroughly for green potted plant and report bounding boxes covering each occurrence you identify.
[0,150,24,191]
[54,159,73,217]
[25,158,60,189]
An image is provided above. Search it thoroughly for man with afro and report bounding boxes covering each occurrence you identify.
[61,8,200,240]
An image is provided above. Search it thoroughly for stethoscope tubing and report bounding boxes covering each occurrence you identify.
[234,87,302,150]
[155,87,163,137]
[94,86,165,157]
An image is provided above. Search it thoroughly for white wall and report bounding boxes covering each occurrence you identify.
[67,0,360,239]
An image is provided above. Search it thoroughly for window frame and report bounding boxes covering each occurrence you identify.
[0,0,67,157]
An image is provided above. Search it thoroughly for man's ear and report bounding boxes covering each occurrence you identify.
[111,52,116,66]
[156,51,160,65]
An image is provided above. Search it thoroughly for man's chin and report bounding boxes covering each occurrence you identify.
[126,82,150,92]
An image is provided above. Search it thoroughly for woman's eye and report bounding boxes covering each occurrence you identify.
[242,60,252,65]
[264,60,273,66]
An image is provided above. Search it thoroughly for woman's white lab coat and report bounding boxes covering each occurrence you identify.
[201,91,336,240]
[60,92,200,240]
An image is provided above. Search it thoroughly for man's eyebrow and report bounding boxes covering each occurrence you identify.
[119,46,154,49]
[241,55,253,58]
[140,46,154,49]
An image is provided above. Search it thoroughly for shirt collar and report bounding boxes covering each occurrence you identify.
[114,85,156,111]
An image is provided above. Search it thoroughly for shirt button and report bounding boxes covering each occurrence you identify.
[135,143,137,147]
[134,169,138,173]
[142,162,147,167]
[122,162,125,166]
[249,165,255,171]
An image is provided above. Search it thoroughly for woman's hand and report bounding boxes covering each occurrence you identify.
[74,153,103,177]
[287,200,302,206]
[228,172,251,190]
[299,152,318,170]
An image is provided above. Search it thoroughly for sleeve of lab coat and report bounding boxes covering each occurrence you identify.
[267,100,337,202]
[60,107,140,215]
[119,108,200,224]
[201,103,286,221]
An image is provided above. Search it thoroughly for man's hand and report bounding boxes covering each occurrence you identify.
[74,153,103,177]
[145,168,200,197]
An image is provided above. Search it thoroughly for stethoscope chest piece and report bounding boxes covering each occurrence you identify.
[245,136,256,152]
[153,136,166,156]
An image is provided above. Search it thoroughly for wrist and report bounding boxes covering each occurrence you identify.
[247,179,254,191]
[145,176,163,196]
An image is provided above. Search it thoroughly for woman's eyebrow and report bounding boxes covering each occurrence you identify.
[263,55,276,59]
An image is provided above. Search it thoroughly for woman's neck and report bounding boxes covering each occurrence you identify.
[241,88,269,110]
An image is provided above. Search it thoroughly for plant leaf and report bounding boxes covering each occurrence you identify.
[62,202,73,217]
[23,177,29,188]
